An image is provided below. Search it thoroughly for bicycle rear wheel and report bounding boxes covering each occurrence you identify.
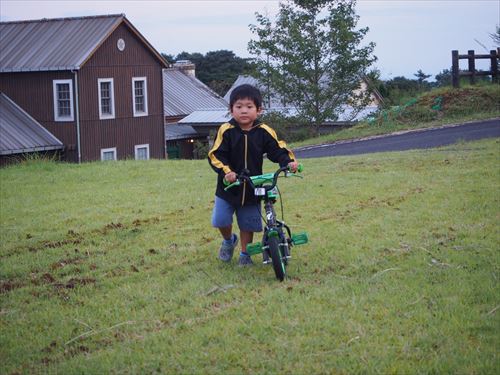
[268,236,286,281]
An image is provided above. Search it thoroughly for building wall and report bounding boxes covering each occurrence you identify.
[77,22,165,161]
[0,21,166,163]
[0,71,79,162]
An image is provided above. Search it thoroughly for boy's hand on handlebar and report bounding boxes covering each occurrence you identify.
[224,171,237,183]
[288,161,299,173]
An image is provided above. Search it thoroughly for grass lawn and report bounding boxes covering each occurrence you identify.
[1,139,499,373]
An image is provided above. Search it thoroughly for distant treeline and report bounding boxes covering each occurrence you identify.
[162,50,252,96]
[162,50,492,107]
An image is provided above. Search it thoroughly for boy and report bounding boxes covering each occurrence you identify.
[208,84,298,266]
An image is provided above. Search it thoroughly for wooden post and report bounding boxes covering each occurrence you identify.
[452,50,459,88]
[491,49,499,84]
[468,50,476,85]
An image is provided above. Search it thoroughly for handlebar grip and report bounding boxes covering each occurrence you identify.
[296,163,304,173]
[223,178,230,186]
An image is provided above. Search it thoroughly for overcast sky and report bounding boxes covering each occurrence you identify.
[1,0,498,80]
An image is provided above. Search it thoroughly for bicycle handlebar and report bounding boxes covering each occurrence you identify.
[224,164,303,192]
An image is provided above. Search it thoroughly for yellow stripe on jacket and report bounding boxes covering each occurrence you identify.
[260,124,296,161]
[208,123,234,174]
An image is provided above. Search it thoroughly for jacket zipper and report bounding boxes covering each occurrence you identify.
[241,134,248,206]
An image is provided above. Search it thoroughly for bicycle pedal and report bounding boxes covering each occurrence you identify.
[247,242,263,256]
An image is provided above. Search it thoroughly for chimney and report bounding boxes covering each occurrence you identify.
[173,60,196,77]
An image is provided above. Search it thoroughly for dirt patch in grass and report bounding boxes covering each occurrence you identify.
[0,279,24,294]
[53,277,96,290]
[50,256,86,270]
[4,217,167,258]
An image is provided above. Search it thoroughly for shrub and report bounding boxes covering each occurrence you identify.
[261,112,316,142]
[193,140,209,160]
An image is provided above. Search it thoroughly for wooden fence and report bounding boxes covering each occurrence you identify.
[452,49,499,87]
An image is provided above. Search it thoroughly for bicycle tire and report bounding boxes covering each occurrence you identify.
[269,236,286,281]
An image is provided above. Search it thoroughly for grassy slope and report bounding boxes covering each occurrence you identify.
[1,138,499,373]
[291,85,500,149]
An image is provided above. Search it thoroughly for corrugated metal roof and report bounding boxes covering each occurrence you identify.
[165,124,202,141]
[224,75,286,109]
[178,110,231,125]
[0,92,63,155]
[225,75,379,122]
[0,15,123,72]
[0,14,168,72]
[224,75,260,101]
[163,69,228,117]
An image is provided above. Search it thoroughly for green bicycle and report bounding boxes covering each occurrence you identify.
[224,165,309,281]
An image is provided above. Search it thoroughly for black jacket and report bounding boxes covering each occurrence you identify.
[208,118,295,206]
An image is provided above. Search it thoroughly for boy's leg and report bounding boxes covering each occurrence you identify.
[218,225,233,241]
[212,197,238,262]
[236,203,262,266]
[239,230,254,253]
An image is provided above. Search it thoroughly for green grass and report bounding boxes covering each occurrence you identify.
[292,84,500,149]
[1,139,499,373]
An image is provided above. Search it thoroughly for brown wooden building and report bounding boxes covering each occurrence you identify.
[0,14,168,162]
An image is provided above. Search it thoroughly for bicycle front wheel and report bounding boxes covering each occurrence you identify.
[269,236,286,281]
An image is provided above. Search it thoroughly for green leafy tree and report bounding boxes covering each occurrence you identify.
[435,69,452,87]
[172,50,250,95]
[414,69,431,84]
[161,53,175,65]
[377,76,421,106]
[248,0,376,130]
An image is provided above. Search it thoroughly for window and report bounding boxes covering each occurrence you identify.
[53,79,74,121]
[132,77,148,117]
[101,147,117,161]
[135,144,150,160]
[98,78,115,119]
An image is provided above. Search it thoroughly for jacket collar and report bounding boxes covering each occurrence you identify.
[229,118,262,130]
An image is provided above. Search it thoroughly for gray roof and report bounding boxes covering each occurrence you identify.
[0,14,167,72]
[163,69,228,117]
[225,74,380,122]
[0,93,63,155]
[224,75,285,109]
[178,110,231,126]
[224,75,260,101]
[165,124,201,141]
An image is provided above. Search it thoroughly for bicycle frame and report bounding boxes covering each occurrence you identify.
[224,165,308,280]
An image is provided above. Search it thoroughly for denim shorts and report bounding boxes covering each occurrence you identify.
[211,196,263,232]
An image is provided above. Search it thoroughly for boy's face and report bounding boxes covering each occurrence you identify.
[230,98,262,129]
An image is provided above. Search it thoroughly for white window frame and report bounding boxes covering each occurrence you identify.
[132,77,148,117]
[100,147,117,161]
[53,79,74,122]
[98,78,115,120]
[134,144,150,160]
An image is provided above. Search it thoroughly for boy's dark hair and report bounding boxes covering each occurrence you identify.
[229,84,263,109]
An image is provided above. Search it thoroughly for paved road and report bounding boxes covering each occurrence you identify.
[293,118,500,159]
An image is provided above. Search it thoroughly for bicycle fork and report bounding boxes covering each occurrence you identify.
[262,201,290,265]
[246,200,306,263]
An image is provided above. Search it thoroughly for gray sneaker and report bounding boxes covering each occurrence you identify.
[238,253,254,266]
[218,234,238,262]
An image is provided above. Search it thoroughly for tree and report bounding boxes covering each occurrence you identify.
[248,0,376,130]
[198,50,251,95]
[161,53,175,65]
[414,69,431,84]
[490,25,500,46]
[377,76,421,106]
[170,50,250,96]
[434,69,452,87]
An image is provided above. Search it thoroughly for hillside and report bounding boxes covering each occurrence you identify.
[292,84,500,148]
[1,139,499,373]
